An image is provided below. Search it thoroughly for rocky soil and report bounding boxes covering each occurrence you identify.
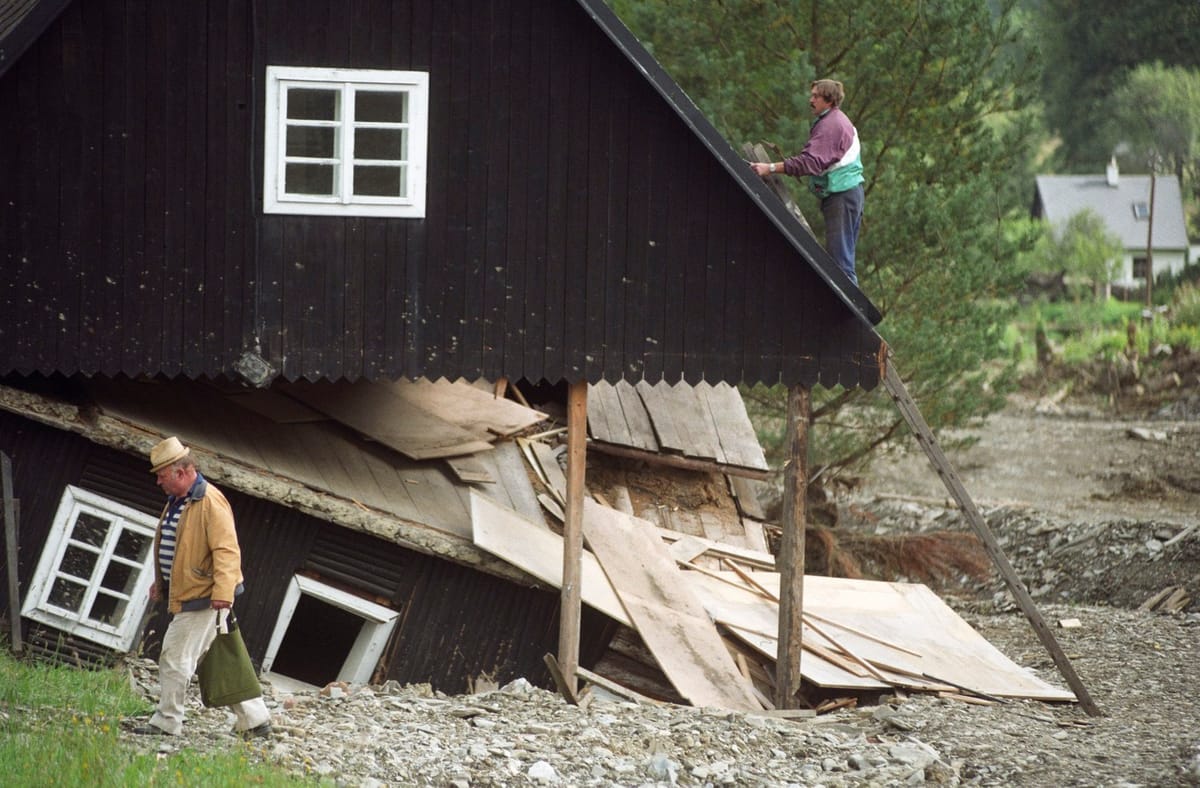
[118,388,1200,787]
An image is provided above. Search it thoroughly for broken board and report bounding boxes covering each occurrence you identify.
[581,499,763,711]
[469,492,631,627]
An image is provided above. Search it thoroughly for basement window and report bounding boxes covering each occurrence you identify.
[264,66,429,218]
[260,574,399,689]
[21,486,157,651]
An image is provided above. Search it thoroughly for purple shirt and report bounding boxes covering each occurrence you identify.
[782,108,858,178]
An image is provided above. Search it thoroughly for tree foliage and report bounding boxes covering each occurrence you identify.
[1033,0,1200,171]
[1032,210,1124,298]
[609,0,1041,476]
[1108,63,1200,235]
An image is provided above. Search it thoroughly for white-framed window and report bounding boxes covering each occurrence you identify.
[263,65,429,218]
[21,486,158,651]
[261,574,399,688]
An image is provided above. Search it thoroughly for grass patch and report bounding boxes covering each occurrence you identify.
[0,649,316,786]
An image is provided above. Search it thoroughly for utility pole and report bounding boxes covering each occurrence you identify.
[1144,158,1157,310]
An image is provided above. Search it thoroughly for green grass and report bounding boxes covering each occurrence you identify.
[0,649,315,787]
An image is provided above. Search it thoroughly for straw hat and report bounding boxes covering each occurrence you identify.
[149,436,190,473]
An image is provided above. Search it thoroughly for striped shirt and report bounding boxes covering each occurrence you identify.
[158,475,201,583]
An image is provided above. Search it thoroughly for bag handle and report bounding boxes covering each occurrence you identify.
[215,607,234,635]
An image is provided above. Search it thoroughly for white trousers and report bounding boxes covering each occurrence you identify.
[148,608,271,735]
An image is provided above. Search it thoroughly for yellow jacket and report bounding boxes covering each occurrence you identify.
[152,477,245,615]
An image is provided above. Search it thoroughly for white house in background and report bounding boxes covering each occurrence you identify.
[1033,159,1191,287]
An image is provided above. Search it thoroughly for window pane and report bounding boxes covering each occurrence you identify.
[287,88,338,121]
[285,163,336,195]
[356,91,406,123]
[60,544,98,581]
[286,126,336,158]
[48,577,86,612]
[355,128,406,161]
[353,165,404,197]
[71,511,110,548]
[86,592,125,626]
[101,560,137,596]
[114,529,151,563]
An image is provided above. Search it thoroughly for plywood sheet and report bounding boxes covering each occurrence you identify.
[469,492,631,626]
[686,572,1076,701]
[582,500,762,711]
[283,380,493,460]
[389,379,548,438]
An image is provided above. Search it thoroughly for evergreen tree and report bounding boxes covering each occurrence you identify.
[609,0,1041,475]
[1034,0,1200,171]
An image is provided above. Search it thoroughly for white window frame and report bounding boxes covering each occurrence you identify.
[21,486,158,651]
[261,574,399,686]
[263,65,429,218]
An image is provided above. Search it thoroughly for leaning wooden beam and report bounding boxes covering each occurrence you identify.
[587,441,772,481]
[558,380,588,697]
[881,354,1102,716]
[776,385,810,709]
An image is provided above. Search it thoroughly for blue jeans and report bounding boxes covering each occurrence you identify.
[821,184,864,286]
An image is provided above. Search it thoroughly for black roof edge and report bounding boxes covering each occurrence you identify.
[575,0,883,328]
[0,0,71,79]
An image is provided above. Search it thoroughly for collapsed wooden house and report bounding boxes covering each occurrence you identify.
[0,0,1089,710]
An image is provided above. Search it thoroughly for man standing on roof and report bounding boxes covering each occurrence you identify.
[750,79,865,286]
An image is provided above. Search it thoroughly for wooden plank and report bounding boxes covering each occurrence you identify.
[445,455,495,484]
[282,380,494,460]
[696,572,1077,701]
[729,476,767,520]
[635,380,687,454]
[742,519,770,554]
[612,380,659,452]
[585,383,633,446]
[882,356,1098,714]
[469,492,630,627]
[478,442,543,524]
[587,441,772,481]
[531,440,567,505]
[667,535,710,565]
[389,379,547,438]
[656,527,776,570]
[700,383,770,470]
[575,665,665,707]
[581,499,761,711]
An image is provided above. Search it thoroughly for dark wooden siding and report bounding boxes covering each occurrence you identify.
[0,411,611,692]
[0,0,882,390]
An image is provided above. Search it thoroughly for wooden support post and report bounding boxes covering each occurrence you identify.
[558,380,588,697]
[2,452,22,654]
[775,385,809,708]
[882,355,1101,716]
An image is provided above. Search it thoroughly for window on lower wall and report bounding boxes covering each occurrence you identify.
[21,486,158,651]
[264,65,430,218]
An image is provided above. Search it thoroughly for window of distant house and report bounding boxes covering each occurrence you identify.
[1132,201,1150,220]
[21,486,158,651]
[264,66,429,218]
[1132,256,1149,279]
